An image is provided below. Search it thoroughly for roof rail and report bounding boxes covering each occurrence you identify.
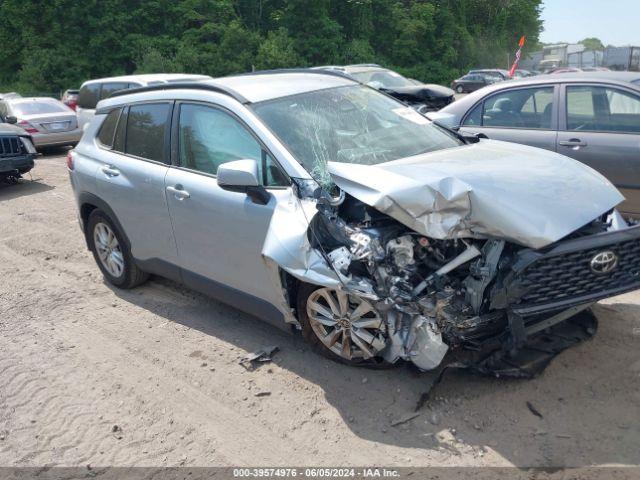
[107,81,249,104]
[233,67,358,81]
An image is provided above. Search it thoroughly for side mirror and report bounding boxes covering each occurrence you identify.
[217,159,270,205]
[462,132,488,143]
[5,116,17,124]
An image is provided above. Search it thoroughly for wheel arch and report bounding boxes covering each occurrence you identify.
[78,192,131,250]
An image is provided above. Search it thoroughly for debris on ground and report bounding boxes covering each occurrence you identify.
[239,345,280,371]
[526,401,544,419]
[111,424,123,440]
[391,412,421,427]
[254,391,271,397]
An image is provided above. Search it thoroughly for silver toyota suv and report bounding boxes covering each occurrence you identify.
[69,70,640,375]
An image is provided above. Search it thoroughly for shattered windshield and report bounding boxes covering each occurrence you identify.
[251,85,461,186]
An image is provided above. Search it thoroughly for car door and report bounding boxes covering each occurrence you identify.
[463,75,483,92]
[558,83,640,216]
[472,75,489,91]
[458,84,559,151]
[164,101,291,305]
[94,102,179,268]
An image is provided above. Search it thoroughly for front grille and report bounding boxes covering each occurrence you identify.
[515,237,640,310]
[0,136,23,157]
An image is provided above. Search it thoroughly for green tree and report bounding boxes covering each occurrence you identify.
[579,37,605,51]
[0,0,544,94]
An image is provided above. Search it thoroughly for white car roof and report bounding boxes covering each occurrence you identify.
[206,72,356,103]
[81,73,211,87]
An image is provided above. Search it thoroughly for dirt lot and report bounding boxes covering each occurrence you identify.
[1,152,640,468]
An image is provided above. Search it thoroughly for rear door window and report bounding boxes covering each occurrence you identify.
[97,108,121,148]
[78,84,100,109]
[99,82,129,101]
[566,85,640,133]
[124,103,172,163]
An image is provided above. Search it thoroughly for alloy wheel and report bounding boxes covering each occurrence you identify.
[306,287,386,360]
[93,222,124,278]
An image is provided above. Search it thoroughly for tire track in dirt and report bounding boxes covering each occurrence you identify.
[0,240,356,466]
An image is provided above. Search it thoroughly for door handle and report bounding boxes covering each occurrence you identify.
[100,165,120,177]
[559,139,587,147]
[166,185,190,200]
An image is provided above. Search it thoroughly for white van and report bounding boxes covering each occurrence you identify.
[76,74,211,130]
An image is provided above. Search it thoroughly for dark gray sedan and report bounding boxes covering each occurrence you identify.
[433,72,640,216]
[450,73,495,93]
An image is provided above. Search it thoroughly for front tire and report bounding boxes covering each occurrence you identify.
[296,283,390,367]
[87,209,148,289]
[456,85,464,93]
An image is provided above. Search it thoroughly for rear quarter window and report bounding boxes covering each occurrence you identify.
[78,84,100,109]
[97,108,121,148]
[124,103,172,163]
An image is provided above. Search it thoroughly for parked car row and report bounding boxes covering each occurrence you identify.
[2,67,456,149]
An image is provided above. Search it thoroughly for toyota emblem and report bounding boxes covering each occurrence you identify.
[590,250,618,275]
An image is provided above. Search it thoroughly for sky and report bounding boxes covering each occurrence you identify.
[540,0,640,46]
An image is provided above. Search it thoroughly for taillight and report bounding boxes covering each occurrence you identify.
[66,151,74,170]
[18,120,38,134]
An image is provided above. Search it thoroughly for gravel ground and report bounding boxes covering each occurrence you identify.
[1,152,639,468]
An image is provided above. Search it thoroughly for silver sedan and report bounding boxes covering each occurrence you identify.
[0,97,82,149]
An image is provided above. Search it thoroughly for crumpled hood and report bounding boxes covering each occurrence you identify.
[381,84,455,101]
[328,140,624,249]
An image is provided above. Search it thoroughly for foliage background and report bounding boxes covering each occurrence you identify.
[0,0,543,94]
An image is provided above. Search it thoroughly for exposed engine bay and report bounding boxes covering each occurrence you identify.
[303,187,506,369]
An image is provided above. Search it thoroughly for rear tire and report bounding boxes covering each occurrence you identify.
[456,85,464,93]
[87,209,148,289]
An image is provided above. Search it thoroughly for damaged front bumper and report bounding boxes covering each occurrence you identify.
[494,223,640,316]
[447,224,640,353]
